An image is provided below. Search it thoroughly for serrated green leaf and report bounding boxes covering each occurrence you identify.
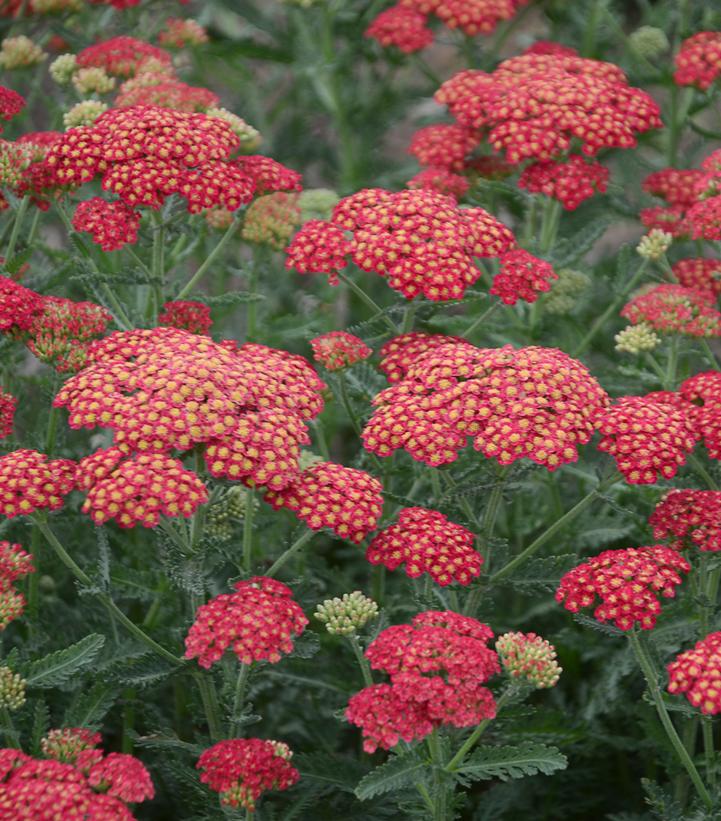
[550,216,614,267]
[455,742,567,783]
[296,752,369,793]
[65,682,119,728]
[25,634,105,688]
[355,752,426,801]
[105,653,179,689]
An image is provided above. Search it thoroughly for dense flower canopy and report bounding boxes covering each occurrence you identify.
[621,284,721,337]
[650,489,721,552]
[668,632,721,715]
[363,342,608,470]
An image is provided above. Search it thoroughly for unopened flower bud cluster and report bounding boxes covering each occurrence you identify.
[315,591,379,635]
[615,321,660,354]
[496,631,562,689]
[637,229,673,260]
[0,667,26,710]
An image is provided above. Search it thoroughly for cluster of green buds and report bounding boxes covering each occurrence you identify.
[207,108,262,151]
[636,229,673,261]
[495,631,562,689]
[0,667,25,711]
[49,54,78,85]
[542,268,591,314]
[41,727,101,764]
[298,188,340,222]
[206,486,258,541]
[615,321,660,354]
[315,591,379,636]
[72,67,116,96]
[298,450,324,471]
[628,26,670,60]
[64,100,108,129]
[0,36,46,70]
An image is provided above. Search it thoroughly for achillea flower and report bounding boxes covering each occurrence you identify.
[518,156,609,210]
[650,489,721,552]
[596,396,698,483]
[0,277,43,333]
[347,611,499,752]
[54,329,325,490]
[378,331,464,383]
[407,166,470,197]
[407,124,479,171]
[76,37,172,78]
[0,744,154,818]
[365,6,433,53]
[86,753,155,802]
[184,576,308,669]
[639,205,689,237]
[436,53,660,163]
[284,220,351,285]
[309,331,371,371]
[643,168,705,207]
[197,738,299,812]
[364,343,608,470]
[636,229,673,260]
[556,545,690,630]
[495,631,562,688]
[264,462,383,543]
[0,668,25,710]
[366,507,482,586]
[41,728,101,764]
[72,197,140,251]
[49,53,77,84]
[315,591,379,635]
[621,284,721,337]
[0,36,46,69]
[115,77,219,112]
[614,322,660,355]
[668,632,721,714]
[77,447,208,529]
[673,258,721,296]
[674,32,721,90]
[0,450,76,518]
[21,296,112,373]
[675,371,721,460]
[72,66,115,95]
[157,300,212,335]
[0,541,33,630]
[0,87,25,131]
[158,18,208,48]
[287,188,520,301]
[242,192,301,250]
[491,248,557,305]
[206,107,261,150]
[686,194,721,240]
[0,391,16,440]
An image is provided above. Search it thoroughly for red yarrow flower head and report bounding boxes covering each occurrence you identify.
[377,331,464,383]
[115,76,219,112]
[157,300,212,335]
[621,284,721,337]
[76,36,172,78]
[364,342,608,470]
[674,32,721,90]
[197,738,299,811]
[643,168,705,207]
[86,752,155,803]
[365,6,434,53]
[650,489,721,553]
[41,728,102,765]
[407,166,470,198]
[518,156,609,210]
[556,545,690,630]
[157,17,208,49]
[668,632,721,715]
[77,447,209,529]
[287,188,518,301]
[347,610,499,752]
[596,396,698,484]
[310,331,371,371]
[263,461,383,544]
[407,124,479,172]
[673,258,721,296]
[366,507,483,586]
[0,275,44,333]
[0,540,33,631]
[284,220,351,285]
[0,390,16,440]
[72,197,141,251]
[491,248,557,305]
[0,449,76,518]
[679,370,721,460]
[0,86,24,132]
[184,576,308,669]
[685,194,721,241]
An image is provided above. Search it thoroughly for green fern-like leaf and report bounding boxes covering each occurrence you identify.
[355,751,427,801]
[455,742,567,783]
[24,634,106,688]
[64,682,119,729]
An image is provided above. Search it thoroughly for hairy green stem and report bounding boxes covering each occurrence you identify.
[5,195,29,261]
[231,663,251,737]
[347,633,373,688]
[462,301,500,338]
[688,454,719,491]
[242,488,256,573]
[194,671,222,742]
[491,472,621,582]
[266,529,315,578]
[175,217,240,300]
[337,271,397,333]
[629,629,712,808]
[445,688,516,772]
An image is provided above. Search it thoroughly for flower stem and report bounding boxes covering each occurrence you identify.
[5,195,29,261]
[231,663,251,737]
[490,471,622,583]
[629,629,712,809]
[688,454,719,491]
[445,687,515,772]
[347,633,373,688]
[266,529,315,578]
[462,301,500,339]
[337,271,397,333]
[194,671,222,742]
[175,216,241,300]
[573,259,650,357]
[242,488,256,573]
